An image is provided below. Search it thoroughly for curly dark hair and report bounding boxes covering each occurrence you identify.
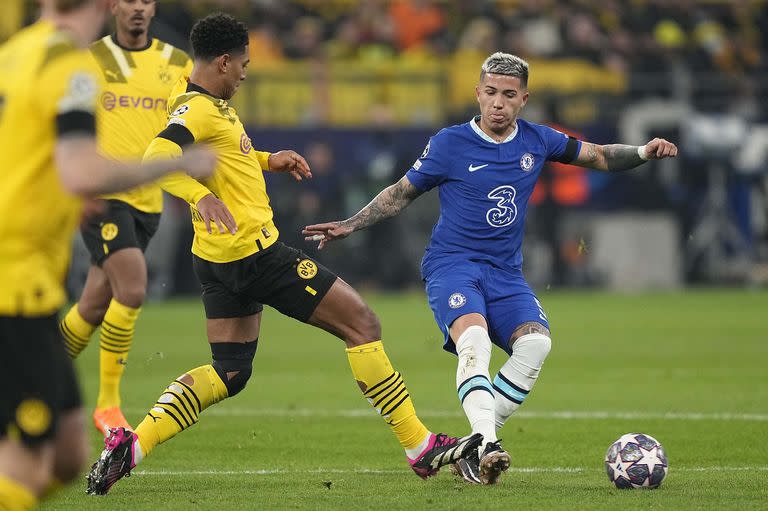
[190,13,249,60]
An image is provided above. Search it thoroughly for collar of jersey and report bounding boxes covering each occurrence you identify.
[187,82,221,99]
[110,33,153,52]
[470,116,519,144]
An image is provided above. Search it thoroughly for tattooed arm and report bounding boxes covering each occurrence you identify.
[573,137,678,171]
[302,175,424,249]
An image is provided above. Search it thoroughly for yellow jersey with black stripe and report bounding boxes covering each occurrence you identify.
[0,21,99,316]
[91,35,192,213]
[144,82,278,263]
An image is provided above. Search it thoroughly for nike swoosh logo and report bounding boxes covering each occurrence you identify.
[468,163,489,172]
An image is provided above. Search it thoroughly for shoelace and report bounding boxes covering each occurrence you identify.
[484,440,504,453]
[435,433,457,446]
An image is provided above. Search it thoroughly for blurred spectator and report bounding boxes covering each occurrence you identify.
[389,0,445,51]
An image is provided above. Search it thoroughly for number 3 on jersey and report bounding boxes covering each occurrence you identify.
[486,185,518,228]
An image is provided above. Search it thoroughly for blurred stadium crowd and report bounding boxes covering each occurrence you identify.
[5,0,768,292]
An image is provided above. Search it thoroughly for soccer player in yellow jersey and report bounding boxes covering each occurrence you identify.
[58,0,232,437]
[86,13,482,495]
[0,1,216,509]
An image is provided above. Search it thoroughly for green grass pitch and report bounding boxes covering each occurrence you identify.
[43,289,767,510]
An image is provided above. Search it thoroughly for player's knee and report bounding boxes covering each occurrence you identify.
[512,331,552,366]
[211,340,258,397]
[455,325,492,359]
[113,284,146,309]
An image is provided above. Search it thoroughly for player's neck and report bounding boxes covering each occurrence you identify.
[113,31,150,51]
[41,9,91,48]
[189,68,223,99]
[479,118,517,143]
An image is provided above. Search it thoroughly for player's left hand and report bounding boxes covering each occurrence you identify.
[643,138,678,159]
[268,150,312,181]
[302,221,353,250]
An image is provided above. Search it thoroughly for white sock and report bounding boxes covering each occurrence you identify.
[455,325,496,448]
[493,333,551,430]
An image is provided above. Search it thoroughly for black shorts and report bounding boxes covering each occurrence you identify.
[0,314,82,447]
[81,199,161,266]
[192,242,338,322]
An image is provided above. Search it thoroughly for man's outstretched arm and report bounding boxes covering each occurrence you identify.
[573,137,678,172]
[303,175,423,250]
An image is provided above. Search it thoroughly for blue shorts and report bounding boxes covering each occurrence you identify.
[424,262,549,356]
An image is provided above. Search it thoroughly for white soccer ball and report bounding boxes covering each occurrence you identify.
[604,433,668,489]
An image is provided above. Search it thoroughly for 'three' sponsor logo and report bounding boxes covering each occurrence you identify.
[101,92,167,111]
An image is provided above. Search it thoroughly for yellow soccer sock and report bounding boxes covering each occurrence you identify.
[346,341,430,451]
[59,303,97,359]
[134,364,228,457]
[96,299,140,410]
[0,475,37,511]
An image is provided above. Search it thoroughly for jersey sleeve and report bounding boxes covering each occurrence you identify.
[254,151,271,170]
[160,97,211,145]
[38,47,99,137]
[405,131,450,192]
[144,136,212,204]
[542,125,581,163]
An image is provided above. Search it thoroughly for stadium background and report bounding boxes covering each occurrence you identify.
[6,0,768,296]
[3,2,766,509]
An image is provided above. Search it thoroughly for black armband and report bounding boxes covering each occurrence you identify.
[555,136,580,163]
[55,110,95,137]
[157,123,195,148]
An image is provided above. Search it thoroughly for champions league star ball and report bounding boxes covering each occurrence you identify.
[604,433,668,489]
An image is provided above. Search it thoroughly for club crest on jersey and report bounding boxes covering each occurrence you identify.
[520,153,535,171]
[157,66,172,85]
[171,104,189,116]
[240,132,252,154]
[448,293,467,309]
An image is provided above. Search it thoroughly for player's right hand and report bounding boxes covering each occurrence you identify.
[181,146,217,180]
[196,193,238,235]
[302,222,353,250]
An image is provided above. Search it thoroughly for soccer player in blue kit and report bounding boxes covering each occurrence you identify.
[303,52,678,485]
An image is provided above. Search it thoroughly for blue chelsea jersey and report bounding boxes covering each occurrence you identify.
[405,116,581,278]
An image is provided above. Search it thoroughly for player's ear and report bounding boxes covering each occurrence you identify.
[521,91,529,108]
[218,54,230,74]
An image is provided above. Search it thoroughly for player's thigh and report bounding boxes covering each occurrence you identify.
[192,254,264,342]
[0,315,82,450]
[206,314,261,343]
[308,278,380,344]
[102,247,148,304]
[424,265,487,355]
[484,271,550,355]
